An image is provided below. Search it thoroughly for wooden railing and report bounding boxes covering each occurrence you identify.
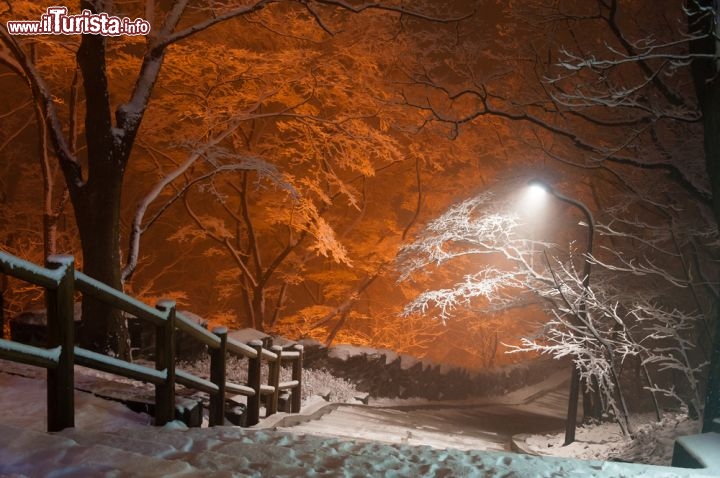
[0,252,303,432]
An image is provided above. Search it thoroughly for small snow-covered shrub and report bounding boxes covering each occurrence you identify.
[611,411,700,465]
[177,355,252,385]
[301,368,360,402]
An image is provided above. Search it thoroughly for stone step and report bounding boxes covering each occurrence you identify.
[109,425,312,455]
[59,428,178,459]
[57,443,204,477]
[0,424,204,476]
[0,423,78,471]
[87,425,324,476]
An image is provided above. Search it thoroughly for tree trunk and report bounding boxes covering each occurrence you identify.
[582,377,603,421]
[69,24,131,359]
[688,0,720,432]
[72,171,129,359]
[704,302,720,431]
[564,364,581,446]
[252,287,266,332]
[698,85,720,430]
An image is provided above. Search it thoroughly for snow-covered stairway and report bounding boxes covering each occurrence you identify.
[0,422,712,477]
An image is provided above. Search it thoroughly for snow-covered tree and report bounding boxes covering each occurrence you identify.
[537,0,720,433]
[0,0,467,356]
[391,0,720,438]
[398,179,715,439]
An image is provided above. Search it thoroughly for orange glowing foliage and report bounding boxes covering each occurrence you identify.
[1,0,647,366]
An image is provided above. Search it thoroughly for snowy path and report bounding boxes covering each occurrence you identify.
[0,364,709,476]
[275,404,562,451]
[274,369,571,452]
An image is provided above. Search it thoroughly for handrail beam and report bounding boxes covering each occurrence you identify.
[260,348,278,361]
[176,312,221,349]
[278,380,299,390]
[280,350,300,360]
[225,381,255,397]
[0,340,60,369]
[259,384,275,395]
[226,337,258,359]
[74,347,166,384]
[75,271,166,326]
[0,252,61,289]
[176,369,219,395]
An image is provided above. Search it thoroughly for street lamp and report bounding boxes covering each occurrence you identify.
[526,179,595,446]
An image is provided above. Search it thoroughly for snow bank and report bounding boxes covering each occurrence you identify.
[523,412,701,466]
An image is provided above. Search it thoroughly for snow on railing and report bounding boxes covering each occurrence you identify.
[176,310,221,348]
[0,251,64,289]
[0,340,60,369]
[0,252,304,432]
[73,346,166,384]
[76,271,167,326]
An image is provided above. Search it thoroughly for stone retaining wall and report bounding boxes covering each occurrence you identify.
[301,343,562,400]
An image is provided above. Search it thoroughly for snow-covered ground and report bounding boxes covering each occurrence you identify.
[271,368,573,453]
[0,364,712,477]
[0,371,151,433]
[522,411,700,465]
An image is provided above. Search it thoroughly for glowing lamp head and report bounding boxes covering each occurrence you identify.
[520,179,550,213]
[526,182,548,200]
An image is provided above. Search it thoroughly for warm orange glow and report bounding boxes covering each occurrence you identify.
[0,1,708,373]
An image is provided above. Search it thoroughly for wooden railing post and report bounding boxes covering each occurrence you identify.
[154,300,176,426]
[291,344,304,413]
[46,255,75,432]
[246,340,263,426]
[266,345,282,416]
[209,326,227,426]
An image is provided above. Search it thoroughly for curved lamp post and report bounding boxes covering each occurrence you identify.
[527,179,595,446]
